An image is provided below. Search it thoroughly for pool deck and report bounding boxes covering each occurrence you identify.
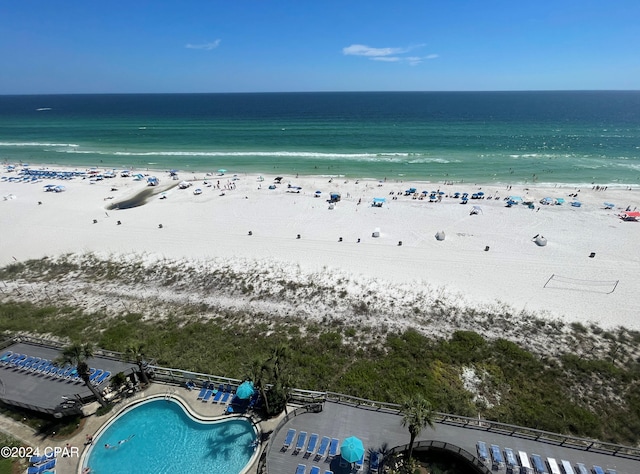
[2,382,639,474]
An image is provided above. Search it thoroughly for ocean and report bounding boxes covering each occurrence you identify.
[1,91,639,186]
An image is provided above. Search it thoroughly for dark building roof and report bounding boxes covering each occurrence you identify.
[0,340,137,416]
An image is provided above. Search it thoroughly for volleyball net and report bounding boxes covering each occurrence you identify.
[543,274,619,294]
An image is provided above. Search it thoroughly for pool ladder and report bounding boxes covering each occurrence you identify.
[164,387,177,400]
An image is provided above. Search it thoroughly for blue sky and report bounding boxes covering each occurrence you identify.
[1,0,639,94]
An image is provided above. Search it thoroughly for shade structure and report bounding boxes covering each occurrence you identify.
[341,436,365,463]
[236,381,255,399]
[217,169,227,174]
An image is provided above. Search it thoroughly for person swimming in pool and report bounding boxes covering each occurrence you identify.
[105,435,134,449]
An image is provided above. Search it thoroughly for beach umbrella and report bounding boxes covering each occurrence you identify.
[217,169,227,174]
[236,381,255,399]
[340,436,365,463]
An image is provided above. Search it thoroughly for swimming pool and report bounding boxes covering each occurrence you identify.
[83,397,257,474]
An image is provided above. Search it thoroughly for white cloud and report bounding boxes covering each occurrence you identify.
[185,40,221,50]
[372,56,401,62]
[343,44,409,57]
[343,43,437,65]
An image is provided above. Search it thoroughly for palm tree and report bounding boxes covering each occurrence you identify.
[125,343,149,385]
[58,342,108,408]
[400,395,435,461]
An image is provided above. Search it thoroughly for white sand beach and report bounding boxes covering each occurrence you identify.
[1,165,639,330]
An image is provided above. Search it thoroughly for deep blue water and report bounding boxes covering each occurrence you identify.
[1,91,639,185]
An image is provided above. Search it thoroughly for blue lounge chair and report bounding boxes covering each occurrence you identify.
[305,433,318,456]
[282,428,296,450]
[294,431,307,454]
[324,471,334,474]
[89,368,103,382]
[0,350,12,363]
[315,436,330,460]
[309,466,320,474]
[328,438,339,459]
[476,441,489,463]
[355,452,364,471]
[202,388,214,402]
[197,385,208,399]
[592,467,605,474]
[93,370,111,385]
[212,388,223,403]
[575,463,588,474]
[370,452,382,472]
[220,390,232,404]
[530,454,547,473]
[295,464,306,474]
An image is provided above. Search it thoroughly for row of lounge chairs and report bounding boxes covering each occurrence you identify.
[197,383,235,404]
[295,464,333,474]
[27,454,56,474]
[0,350,111,386]
[282,429,368,470]
[476,440,618,474]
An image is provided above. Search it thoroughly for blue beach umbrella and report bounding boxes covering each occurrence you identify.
[217,169,227,175]
[340,436,364,463]
[236,381,255,399]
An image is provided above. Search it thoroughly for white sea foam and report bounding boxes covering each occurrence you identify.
[0,141,79,148]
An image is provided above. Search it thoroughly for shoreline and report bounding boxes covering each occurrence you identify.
[3,159,639,189]
[2,162,639,330]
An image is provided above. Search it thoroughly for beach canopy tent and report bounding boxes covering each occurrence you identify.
[329,193,341,203]
[236,381,255,399]
[555,198,565,205]
[178,181,191,189]
[571,201,582,207]
[540,197,554,205]
[621,211,640,221]
[470,205,482,215]
[372,227,380,237]
[604,202,615,209]
[340,436,365,463]
[405,187,417,195]
[217,169,227,175]
[372,197,386,207]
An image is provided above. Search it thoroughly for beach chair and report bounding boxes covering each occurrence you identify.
[592,467,605,474]
[314,436,330,461]
[220,390,232,404]
[93,370,111,385]
[89,368,103,382]
[282,428,296,451]
[0,350,12,364]
[305,433,318,457]
[355,452,364,471]
[197,385,208,399]
[369,452,382,473]
[309,466,320,474]
[605,469,618,474]
[202,387,214,402]
[575,463,588,474]
[294,431,307,454]
[560,460,575,474]
[212,388,224,403]
[295,464,306,474]
[324,471,333,474]
[490,444,505,470]
[476,441,489,463]
[327,438,339,459]
[530,454,547,474]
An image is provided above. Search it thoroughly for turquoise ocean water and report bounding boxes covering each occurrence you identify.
[1,91,639,186]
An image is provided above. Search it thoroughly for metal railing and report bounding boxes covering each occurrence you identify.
[387,440,492,474]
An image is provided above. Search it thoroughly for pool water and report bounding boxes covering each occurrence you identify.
[84,398,257,474]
